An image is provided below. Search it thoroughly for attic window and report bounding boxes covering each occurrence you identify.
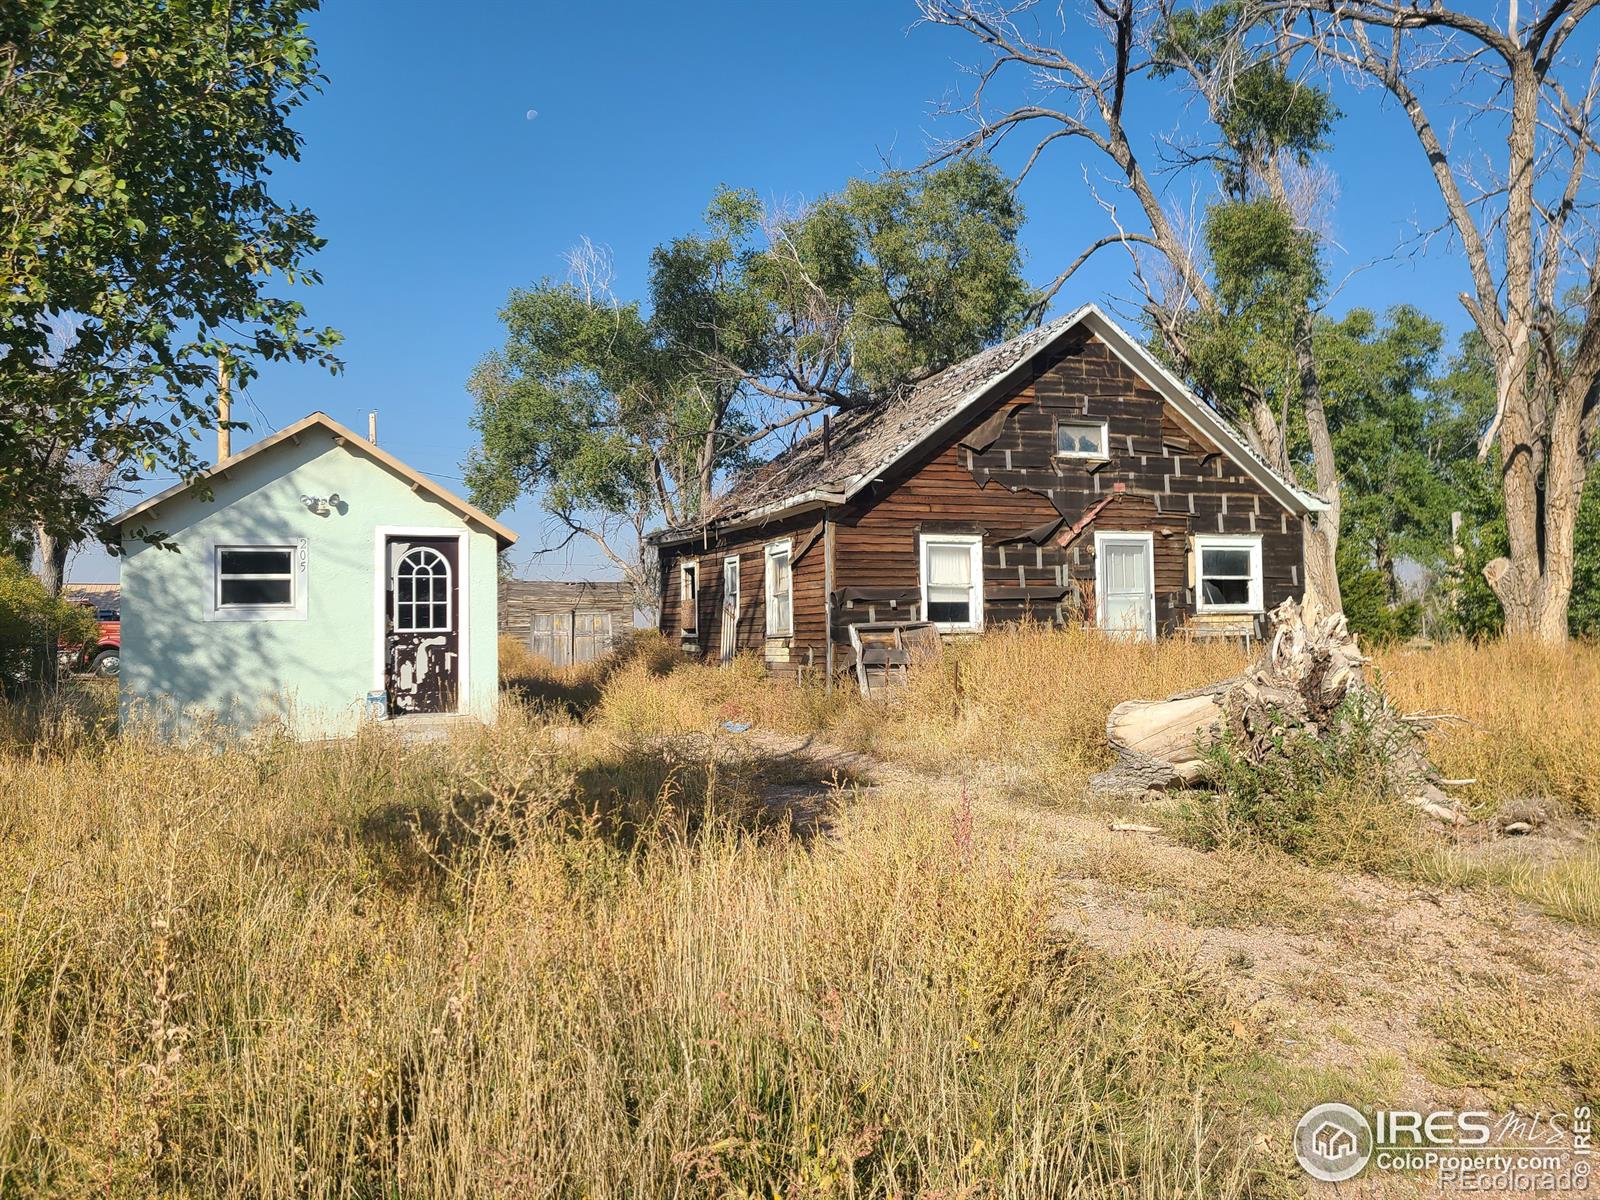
[1056,420,1108,459]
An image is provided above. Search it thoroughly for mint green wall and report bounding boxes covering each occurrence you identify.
[119,426,501,739]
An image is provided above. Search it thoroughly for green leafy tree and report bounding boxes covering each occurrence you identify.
[0,557,93,693]
[1316,308,1482,599]
[925,1,1349,612]
[467,162,1034,609]
[1,0,341,551]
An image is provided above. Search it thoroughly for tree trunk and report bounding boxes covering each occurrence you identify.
[1091,597,1461,822]
[34,523,68,597]
[1284,311,1339,616]
[33,523,69,687]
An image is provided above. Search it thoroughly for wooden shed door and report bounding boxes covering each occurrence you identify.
[386,537,460,714]
[530,612,573,666]
[574,611,613,664]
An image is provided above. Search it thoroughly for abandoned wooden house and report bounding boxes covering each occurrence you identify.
[650,304,1327,680]
[498,579,635,665]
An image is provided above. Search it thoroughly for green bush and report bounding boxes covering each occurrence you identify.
[1176,694,1426,874]
[0,558,94,693]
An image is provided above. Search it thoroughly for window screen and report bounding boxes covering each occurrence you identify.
[217,547,294,608]
[1056,421,1106,457]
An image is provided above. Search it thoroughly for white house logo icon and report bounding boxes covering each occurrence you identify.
[1295,1103,1373,1182]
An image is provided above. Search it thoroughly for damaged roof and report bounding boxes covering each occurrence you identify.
[652,303,1325,543]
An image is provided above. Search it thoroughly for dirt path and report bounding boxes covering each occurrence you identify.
[731,728,1600,1119]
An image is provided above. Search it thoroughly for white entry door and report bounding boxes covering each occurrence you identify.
[720,556,740,663]
[1095,533,1155,641]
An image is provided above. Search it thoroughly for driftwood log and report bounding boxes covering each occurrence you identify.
[1089,598,1463,823]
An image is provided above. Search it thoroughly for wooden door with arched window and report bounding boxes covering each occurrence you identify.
[385,536,460,714]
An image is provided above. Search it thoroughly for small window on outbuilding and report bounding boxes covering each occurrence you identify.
[1195,535,1263,612]
[919,534,984,631]
[216,547,295,608]
[765,541,793,637]
[1055,419,1108,459]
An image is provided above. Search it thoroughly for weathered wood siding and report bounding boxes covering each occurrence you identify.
[657,512,828,680]
[829,330,1303,659]
[499,580,635,637]
[655,330,1305,678]
[499,581,636,663]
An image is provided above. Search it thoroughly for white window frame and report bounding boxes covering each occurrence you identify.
[679,559,700,635]
[1194,534,1264,614]
[206,540,308,622]
[764,540,793,638]
[918,533,984,633]
[1094,531,1156,641]
[1054,418,1110,460]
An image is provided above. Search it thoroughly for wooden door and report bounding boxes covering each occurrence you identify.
[720,556,740,663]
[573,611,612,663]
[386,537,460,714]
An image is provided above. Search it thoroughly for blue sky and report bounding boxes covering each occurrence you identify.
[75,0,1476,584]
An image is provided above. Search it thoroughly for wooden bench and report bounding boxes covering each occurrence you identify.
[1181,617,1257,651]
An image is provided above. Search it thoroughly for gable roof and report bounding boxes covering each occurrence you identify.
[652,303,1324,543]
[111,411,518,547]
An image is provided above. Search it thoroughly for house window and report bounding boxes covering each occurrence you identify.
[1055,419,1108,458]
[216,546,295,609]
[765,541,793,637]
[679,560,699,635]
[1195,535,1263,612]
[919,534,983,631]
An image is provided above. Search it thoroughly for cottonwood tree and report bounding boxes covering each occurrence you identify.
[467,163,1035,611]
[0,0,341,552]
[918,0,1348,611]
[1274,0,1600,641]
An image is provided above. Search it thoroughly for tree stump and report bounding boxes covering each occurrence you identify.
[1089,597,1462,823]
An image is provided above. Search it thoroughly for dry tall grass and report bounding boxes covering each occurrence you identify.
[1376,638,1600,817]
[587,625,1248,801]
[569,627,1600,818]
[0,701,1296,1198]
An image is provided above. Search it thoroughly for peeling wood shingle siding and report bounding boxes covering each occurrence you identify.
[658,330,1306,676]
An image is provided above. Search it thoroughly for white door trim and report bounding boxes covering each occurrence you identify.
[373,526,471,714]
[720,554,740,663]
[1094,531,1156,642]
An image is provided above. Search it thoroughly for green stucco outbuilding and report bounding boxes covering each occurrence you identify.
[111,412,517,739]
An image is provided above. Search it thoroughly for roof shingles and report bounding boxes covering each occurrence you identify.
[696,309,1092,527]
[658,303,1323,540]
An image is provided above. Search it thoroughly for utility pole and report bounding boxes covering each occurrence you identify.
[217,358,231,462]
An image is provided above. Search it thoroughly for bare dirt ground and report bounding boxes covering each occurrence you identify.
[716,728,1600,1126]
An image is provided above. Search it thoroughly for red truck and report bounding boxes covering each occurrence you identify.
[61,604,121,677]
